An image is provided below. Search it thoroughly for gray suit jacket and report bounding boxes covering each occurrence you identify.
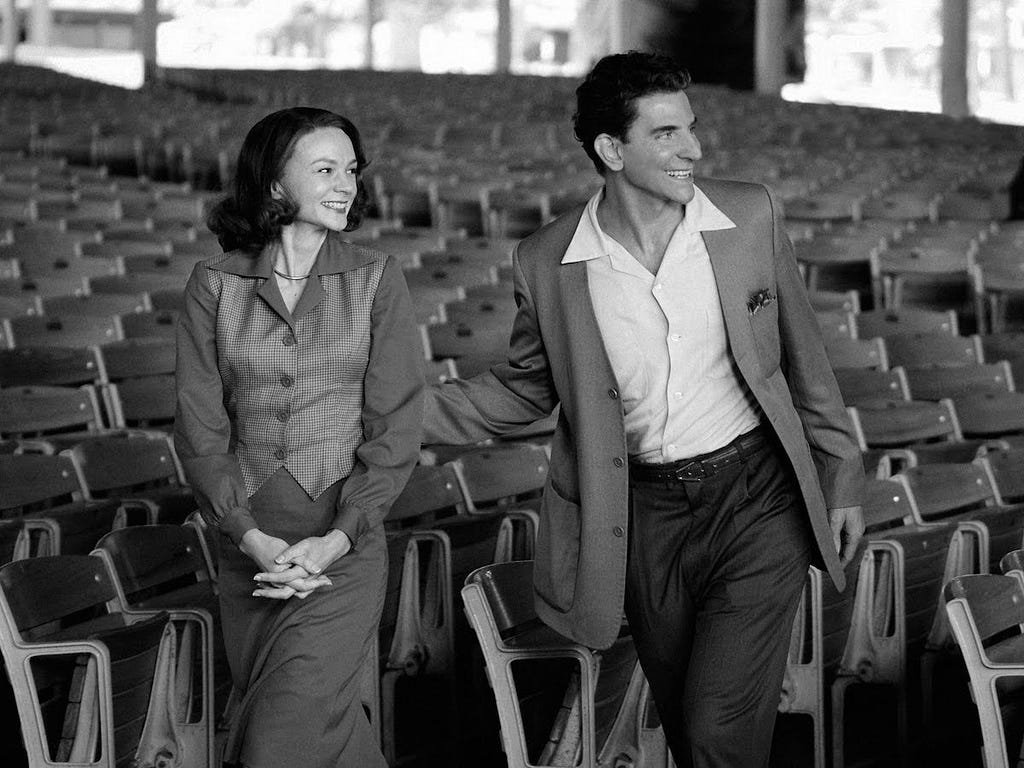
[425,178,864,649]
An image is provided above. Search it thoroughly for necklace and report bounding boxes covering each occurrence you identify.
[273,268,312,280]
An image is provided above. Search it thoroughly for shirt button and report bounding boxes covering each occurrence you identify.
[671,333,681,342]
[277,410,290,422]
[667,444,676,454]
[274,448,286,460]
[280,375,294,388]
[654,283,664,291]
[608,388,619,400]
[613,457,624,468]
[613,525,624,538]
[282,334,296,346]
[674,392,683,400]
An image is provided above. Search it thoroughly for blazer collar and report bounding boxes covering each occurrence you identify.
[210,232,377,331]
[211,231,378,278]
[561,183,735,265]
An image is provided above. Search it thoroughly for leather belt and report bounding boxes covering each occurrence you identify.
[628,426,769,483]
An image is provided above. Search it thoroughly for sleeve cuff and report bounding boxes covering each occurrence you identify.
[332,505,369,550]
[220,506,259,546]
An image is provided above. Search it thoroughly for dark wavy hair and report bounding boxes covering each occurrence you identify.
[207,107,371,254]
[573,51,692,175]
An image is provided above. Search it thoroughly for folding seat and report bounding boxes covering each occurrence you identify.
[984,447,1024,505]
[419,247,508,272]
[423,320,510,372]
[442,236,518,266]
[943,574,1024,768]
[35,198,123,229]
[783,191,865,223]
[18,252,124,281]
[0,518,28,566]
[816,310,858,341]
[0,385,107,440]
[423,357,458,384]
[404,262,500,292]
[42,291,151,317]
[0,555,206,767]
[808,288,861,314]
[370,173,434,228]
[0,345,106,388]
[0,293,43,319]
[848,398,961,450]
[60,432,193,525]
[0,255,18,279]
[122,252,204,277]
[442,296,517,327]
[462,560,675,768]
[9,313,124,348]
[79,238,171,259]
[496,122,556,155]
[854,307,959,338]
[0,274,90,298]
[904,361,1014,401]
[938,189,1008,221]
[431,182,492,237]
[407,282,463,325]
[793,233,882,299]
[952,393,1024,438]
[826,336,888,370]
[92,524,222,766]
[877,439,1005,476]
[119,308,178,340]
[877,250,984,331]
[104,372,176,430]
[0,453,124,556]
[834,366,910,406]
[980,262,1024,334]
[485,188,553,239]
[886,331,983,369]
[861,190,940,223]
[89,271,186,299]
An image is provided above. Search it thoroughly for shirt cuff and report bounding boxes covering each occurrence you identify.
[332,505,369,550]
[220,506,260,546]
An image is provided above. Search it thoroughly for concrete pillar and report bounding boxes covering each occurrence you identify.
[940,0,970,118]
[755,0,787,95]
[138,0,159,83]
[496,0,511,73]
[364,0,375,69]
[29,0,50,47]
[1,0,17,62]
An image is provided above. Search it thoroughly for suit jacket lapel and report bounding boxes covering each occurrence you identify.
[703,227,753,366]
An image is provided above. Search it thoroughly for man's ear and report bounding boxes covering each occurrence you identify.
[594,134,623,173]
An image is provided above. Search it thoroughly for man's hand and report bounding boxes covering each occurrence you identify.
[241,529,333,600]
[828,505,864,568]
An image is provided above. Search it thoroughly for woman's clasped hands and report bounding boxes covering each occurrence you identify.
[241,528,353,600]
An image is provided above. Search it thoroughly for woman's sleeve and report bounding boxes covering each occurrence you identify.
[174,264,259,544]
[332,256,425,547]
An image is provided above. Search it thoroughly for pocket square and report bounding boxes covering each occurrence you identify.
[747,288,776,315]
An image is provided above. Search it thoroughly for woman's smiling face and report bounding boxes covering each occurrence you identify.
[274,127,358,233]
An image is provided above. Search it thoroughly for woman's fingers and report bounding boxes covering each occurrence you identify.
[254,564,309,585]
[274,539,325,575]
[252,574,332,599]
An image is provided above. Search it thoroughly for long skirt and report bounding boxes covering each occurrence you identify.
[217,467,388,768]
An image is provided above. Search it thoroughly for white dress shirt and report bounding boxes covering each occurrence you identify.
[562,185,762,463]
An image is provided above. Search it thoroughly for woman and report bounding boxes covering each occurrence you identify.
[174,107,423,767]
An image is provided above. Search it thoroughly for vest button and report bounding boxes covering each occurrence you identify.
[613,525,624,537]
[280,375,294,388]
[608,388,619,400]
[277,410,290,422]
[274,448,286,460]
[613,457,624,468]
[282,335,296,346]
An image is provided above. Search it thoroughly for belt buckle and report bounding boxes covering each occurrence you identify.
[673,460,705,482]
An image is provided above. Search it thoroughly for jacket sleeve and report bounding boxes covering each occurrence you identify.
[422,245,558,446]
[332,257,425,547]
[766,185,865,509]
[174,264,259,544]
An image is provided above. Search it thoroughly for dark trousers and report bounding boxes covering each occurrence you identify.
[624,431,814,768]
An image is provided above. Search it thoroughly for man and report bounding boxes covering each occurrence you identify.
[423,51,864,767]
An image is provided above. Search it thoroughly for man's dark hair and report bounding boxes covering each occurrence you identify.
[573,51,692,175]
[207,107,370,254]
